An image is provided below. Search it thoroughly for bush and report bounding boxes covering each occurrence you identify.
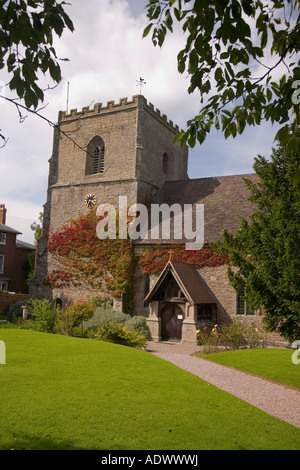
[83,305,130,328]
[86,305,149,332]
[72,326,89,338]
[125,315,150,339]
[91,320,148,348]
[240,319,267,349]
[197,318,267,352]
[7,301,29,322]
[221,319,247,350]
[84,304,150,346]
[55,301,95,336]
[197,325,222,354]
[28,299,59,333]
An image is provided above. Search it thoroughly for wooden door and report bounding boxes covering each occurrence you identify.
[161,303,183,341]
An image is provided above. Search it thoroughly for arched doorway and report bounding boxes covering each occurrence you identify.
[161,303,183,341]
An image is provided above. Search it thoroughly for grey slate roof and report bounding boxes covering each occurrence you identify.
[0,223,21,235]
[135,174,257,245]
[16,240,35,250]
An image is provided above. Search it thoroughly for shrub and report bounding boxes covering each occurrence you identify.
[240,320,267,349]
[83,305,130,328]
[7,301,29,322]
[90,297,112,308]
[125,315,150,339]
[72,326,89,338]
[221,318,267,350]
[197,318,267,352]
[221,319,247,350]
[55,301,95,336]
[91,320,148,348]
[28,299,59,333]
[197,325,222,353]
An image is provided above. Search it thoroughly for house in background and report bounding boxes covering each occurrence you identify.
[0,204,35,293]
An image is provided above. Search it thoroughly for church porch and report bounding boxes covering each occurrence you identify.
[145,260,216,345]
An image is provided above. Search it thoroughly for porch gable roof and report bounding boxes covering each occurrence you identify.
[144,260,216,306]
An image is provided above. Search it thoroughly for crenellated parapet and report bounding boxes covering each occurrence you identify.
[59,95,181,134]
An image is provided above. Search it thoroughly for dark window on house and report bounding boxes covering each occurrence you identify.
[86,136,105,175]
[0,255,4,274]
[197,304,212,322]
[0,232,6,245]
[0,282,8,291]
[237,288,254,315]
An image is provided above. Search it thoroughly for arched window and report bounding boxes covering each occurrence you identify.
[86,136,105,175]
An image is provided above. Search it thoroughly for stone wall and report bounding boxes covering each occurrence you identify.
[30,95,188,304]
[198,264,287,345]
[199,265,235,325]
[57,103,138,186]
[137,98,188,190]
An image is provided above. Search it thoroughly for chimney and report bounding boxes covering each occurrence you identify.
[0,204,7,225]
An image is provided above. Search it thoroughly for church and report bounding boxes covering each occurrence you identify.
[29,94,282,345]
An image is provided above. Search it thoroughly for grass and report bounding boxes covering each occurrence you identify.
[198,349,300,389]
[0,329,300,450]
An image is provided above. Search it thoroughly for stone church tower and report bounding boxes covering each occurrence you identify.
[30,95,188,301]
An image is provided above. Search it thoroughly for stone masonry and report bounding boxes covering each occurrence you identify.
[30,95,188,303]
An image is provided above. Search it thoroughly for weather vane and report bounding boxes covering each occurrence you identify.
[136,77,146,94]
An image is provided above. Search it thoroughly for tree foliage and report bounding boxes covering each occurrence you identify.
[214,145,300,342]
[30,212,43,244]
[144,0,300,155]
[0,0,74,109]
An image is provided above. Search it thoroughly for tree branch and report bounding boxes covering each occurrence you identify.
[0,94,94,157]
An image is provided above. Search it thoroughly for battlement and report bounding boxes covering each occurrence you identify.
[59,95,181,133]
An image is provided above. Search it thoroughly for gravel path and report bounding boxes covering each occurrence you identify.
[145,341,300,428]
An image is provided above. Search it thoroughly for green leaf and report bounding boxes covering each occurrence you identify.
[261,28,268,49]
[24,88,38,109]
[214,67,223,82]
[143,23,153,38]
[50,12,65,36]
[266,87,272,101]
[164,10,173,32]
[188,133,196,148]
[49,59,62,83]
[241,0,253,16]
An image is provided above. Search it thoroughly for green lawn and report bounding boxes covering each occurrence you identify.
[198,349,300,389]
[0,330,300,450]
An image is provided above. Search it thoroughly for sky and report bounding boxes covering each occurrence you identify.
[0,0,281,244]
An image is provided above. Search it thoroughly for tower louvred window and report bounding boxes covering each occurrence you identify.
[86,136,105,175]
[93,145,105,174]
